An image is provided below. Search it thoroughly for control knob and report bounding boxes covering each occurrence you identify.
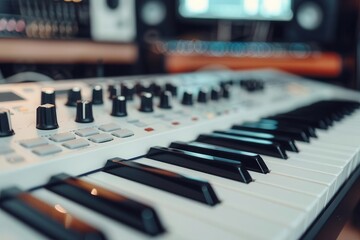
[197,90,208,103]
[75,100,94,123]
[159,91,172,109]
[182,91,193,106]
[211,87,222,101]
[139,93,154,113]
[65,87,82,107]
[109,85,120,99]
[92,85,104,105]
[0,108,15,137]
[121,83,135,101]
[41,88,56,105]
[222,85,230,99]
[165,83,177,97]
[111,96,128,117]
[36,104,59,130]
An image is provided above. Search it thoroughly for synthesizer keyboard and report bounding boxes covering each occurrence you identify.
[0,69,359,240]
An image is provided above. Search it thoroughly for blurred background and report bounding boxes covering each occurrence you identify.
[0,0,359,89]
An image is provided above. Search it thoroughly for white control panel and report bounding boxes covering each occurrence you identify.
[0,69,357,190]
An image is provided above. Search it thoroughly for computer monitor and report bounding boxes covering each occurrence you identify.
[178,0,293,21]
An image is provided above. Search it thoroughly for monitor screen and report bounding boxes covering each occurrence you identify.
[178,0,293,21]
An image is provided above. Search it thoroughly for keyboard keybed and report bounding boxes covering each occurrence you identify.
[0,70,360,240]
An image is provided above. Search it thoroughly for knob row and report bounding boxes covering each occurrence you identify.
[181,86,230,106]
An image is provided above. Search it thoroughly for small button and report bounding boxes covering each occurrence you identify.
[6,155,25,164]
[32,145,62,156]
[0,147,14,155]
[99,123,121,132]
[63,139,90,150]
[19,138,48,148]
[127,119,140,123]
[145,128,154,132]
[89,134,114,143]
[154,114,165,118]
[50,133,76,143]
[112,129,134,138]
[134,122,147,127]
[75,128,99,137]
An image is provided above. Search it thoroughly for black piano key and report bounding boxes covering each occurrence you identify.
[281,100,357,124]
[287,109,334,125]
[242,121,312,140]
[270,100,360,132]
[261,118,317,138]
[196,133,288,159]
[270,115,329,129]
[0,187,106,240]
[46,174,165,236]
[146,146,253,183]
[169,141,270,174]
[258,119,317,138]
[214,129,299,152]
[104,159,220,206]
[232,124,310,142]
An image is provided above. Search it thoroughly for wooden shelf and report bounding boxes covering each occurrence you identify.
[165,52,342,77]
[0,39,138,64]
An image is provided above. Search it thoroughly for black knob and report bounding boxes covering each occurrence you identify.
[165,83,177,97]
[0,108,15,137]
[240,79,264,92]
[151,83,162,97]
[92,85,104,105]
[65,87,82,107]
[41,88,56,105]
[111,96,128,117]
[197,90,208,103]
[182,91,193,106]
[139,93,154,113]
[159,91,172,109]
[121,83,135,101]
[220,81,233,88]
[109,85,120,99]
[211,87,222,101]
[75,100,94,123]
[36,104,59,130]
[222,85,230,99]
[136,83,154,96]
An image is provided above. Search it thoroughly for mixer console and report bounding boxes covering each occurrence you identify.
[0,69,360,240]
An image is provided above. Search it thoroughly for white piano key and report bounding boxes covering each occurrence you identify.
[250,171,328,210]
[296,141,356,156]
[86,173,293,240]
[300,134,360,172]
[297,140,358,153]
[135,158,319,226]
[303,140,360,170]
[286,153,350,187]
[33,188,242,240]
[0,210,47,240]
[263,160,337,198]
[317,131,360,148]
[264,156,342,202]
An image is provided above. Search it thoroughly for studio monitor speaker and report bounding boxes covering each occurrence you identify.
[285,0,338,43]
[136,0,175,43]
[90,0,137,42]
